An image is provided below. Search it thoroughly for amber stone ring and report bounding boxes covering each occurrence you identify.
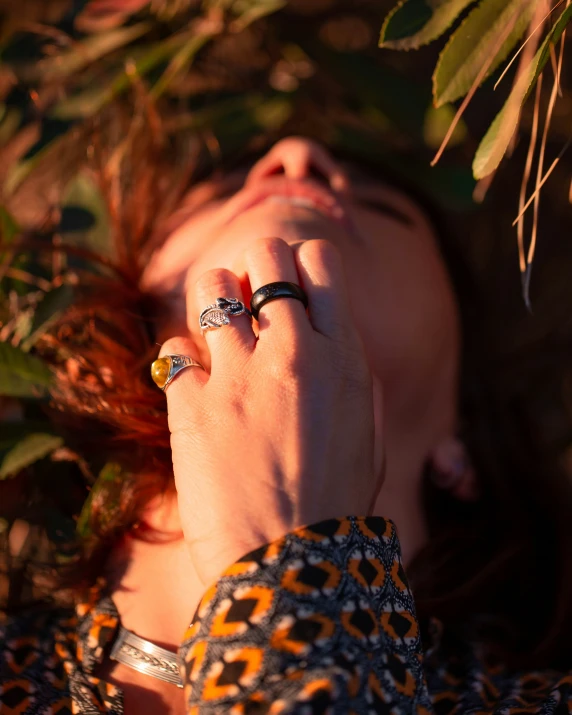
[150,354,204,391]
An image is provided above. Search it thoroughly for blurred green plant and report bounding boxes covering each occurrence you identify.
[76,462,123,539]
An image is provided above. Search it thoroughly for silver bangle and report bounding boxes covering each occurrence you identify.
[110,625,183,688]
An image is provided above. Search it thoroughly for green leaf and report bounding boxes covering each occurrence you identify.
[433,0,536,106]
[51,33,189,120]
[40,23,152,79]
[20,285,75,351]
[0,422,58,452]
[379,0,477,50]
[11,312,34,345]
[252,96,293,129]
[5,118,74,194]
[4,132,69,194]
[0,433,64,479]
[23,119,73,161]
[521,3,572,103]
[49,85,114,120]
[177,94,292,154]
[151,32,214,99]
[231,0,287,30]
[60,174,112,258]
[0,106,21,145]
[473,4,572,179]
[423,103,468,148]
[0,206,20,245]
[76,462,123,539]
[0,342,52,397]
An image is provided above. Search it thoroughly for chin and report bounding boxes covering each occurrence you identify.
[231,205,349,246]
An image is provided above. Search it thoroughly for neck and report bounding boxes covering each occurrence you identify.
[107,496,204,650]
[373,423,431,564]
[375,465,427,565]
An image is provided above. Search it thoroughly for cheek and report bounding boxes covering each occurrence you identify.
[342,221,459,402]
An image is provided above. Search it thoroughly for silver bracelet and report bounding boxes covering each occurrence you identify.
[110,625,183,688]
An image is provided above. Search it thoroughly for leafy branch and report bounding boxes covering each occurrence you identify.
[380,0,572,304]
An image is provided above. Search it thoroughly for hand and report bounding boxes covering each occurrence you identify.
[160,237,380,590]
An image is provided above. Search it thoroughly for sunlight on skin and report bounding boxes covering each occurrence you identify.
[107,140,461,691]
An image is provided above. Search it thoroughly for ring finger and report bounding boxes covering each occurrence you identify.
[244,237,311,338]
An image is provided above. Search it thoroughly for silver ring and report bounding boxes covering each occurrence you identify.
[199,297,252,332]
[151,354,204,391]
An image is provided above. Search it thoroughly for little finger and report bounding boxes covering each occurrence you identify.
[294,239,357,343]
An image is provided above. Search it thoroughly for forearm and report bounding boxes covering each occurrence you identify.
[178,516,432,713]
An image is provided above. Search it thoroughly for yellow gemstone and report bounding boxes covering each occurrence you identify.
[151,357,172,389]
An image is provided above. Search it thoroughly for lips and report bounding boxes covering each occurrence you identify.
[221,177,353,232]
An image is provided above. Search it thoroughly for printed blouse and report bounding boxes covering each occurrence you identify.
[1,516,572,713]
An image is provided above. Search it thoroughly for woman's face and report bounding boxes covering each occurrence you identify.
[143,137,460,522]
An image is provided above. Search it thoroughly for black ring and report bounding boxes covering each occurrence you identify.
[250,281,309,321]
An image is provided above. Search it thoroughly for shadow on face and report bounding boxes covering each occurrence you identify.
[143,136,461,500]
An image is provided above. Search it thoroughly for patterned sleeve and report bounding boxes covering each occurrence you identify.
[178,516,434,714]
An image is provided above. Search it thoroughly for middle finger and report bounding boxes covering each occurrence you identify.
[244,237,311,338]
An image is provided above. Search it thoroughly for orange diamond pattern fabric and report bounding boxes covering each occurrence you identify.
[2,516,572,713]
[179,516,430,713]
[178,516,572,713]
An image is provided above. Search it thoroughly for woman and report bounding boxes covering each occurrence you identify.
[1,136,571,714]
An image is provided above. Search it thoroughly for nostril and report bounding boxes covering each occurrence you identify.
[266,163,285,176]
[246,160,285,184]
[247,140,347,189]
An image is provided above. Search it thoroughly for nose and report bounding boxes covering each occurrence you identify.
[245,136,350,192]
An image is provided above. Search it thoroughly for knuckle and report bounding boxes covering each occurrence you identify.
[298,238,342,267]
[195,268,237,297]
[159,337,193,358]
[268,340,310,383]
[245,236,289,263]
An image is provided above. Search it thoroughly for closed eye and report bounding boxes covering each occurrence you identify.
[355,197,414,227]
